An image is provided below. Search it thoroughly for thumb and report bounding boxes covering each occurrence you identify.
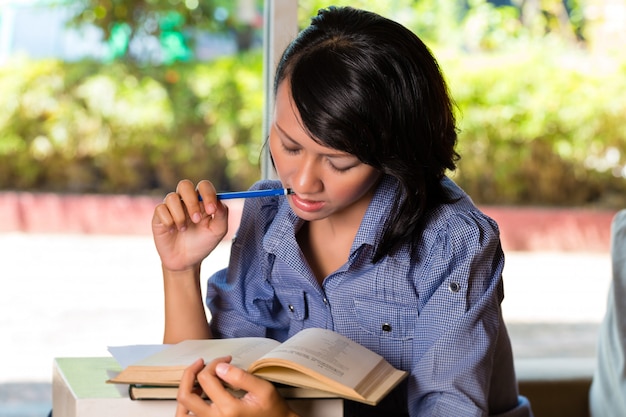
[200,200,229,237]
[210,201,229,236]
[214,363,296,417]
[212,200,229,222]
[215,362,259,392]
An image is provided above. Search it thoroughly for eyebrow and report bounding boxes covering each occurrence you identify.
[274,122,355,159]
[274,122,299,145]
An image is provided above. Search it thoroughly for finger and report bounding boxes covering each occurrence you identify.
[176,358,211,416]
[196,180,229,238]
[195,357,241,407]
[178,358,204,394]
[214,362,291,415]
[210,195,229,225]
[152,202,176,230]
[177,180,204,225]
[174,401,190,417]
[163,191,191,231]
[214,361,273,395]
[195,180,219,217]
[175,389,195,417]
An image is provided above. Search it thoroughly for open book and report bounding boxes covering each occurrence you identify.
[125,381,340,401]
[108,327,407,405]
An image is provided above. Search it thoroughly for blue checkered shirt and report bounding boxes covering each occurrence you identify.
[206,176,532,417]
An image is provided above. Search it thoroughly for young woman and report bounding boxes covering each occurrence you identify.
[152,6,533,417]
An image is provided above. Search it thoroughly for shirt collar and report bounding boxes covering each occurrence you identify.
[350,175,403,257]
[263,175,404,264]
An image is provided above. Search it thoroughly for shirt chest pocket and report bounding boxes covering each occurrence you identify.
[273,288,308,321]
[353,297,416,341]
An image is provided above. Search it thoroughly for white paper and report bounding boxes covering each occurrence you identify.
[108,344,171,368]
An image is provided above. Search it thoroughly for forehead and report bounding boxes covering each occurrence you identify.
[274,81,298,118]
[273,82,306,135]
[273,83,356,158]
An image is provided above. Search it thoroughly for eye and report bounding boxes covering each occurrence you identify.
[328,163,352,172]
[327,158,358,173]
[281,141,300,155]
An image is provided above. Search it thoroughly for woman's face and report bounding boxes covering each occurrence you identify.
[269,81,381,222]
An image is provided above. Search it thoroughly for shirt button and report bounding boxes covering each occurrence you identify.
[382,323,392,332]
[448,282,461,293]
[323,297,329,305]
[288,304,295,312]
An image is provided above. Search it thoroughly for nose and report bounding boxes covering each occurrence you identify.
[292,157,323,194]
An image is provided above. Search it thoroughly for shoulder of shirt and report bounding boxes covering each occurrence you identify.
[239,179,292,230]
[369,177,499,263]
[425,178,500,237]
[237,179,283,215]
[248,179,283,192]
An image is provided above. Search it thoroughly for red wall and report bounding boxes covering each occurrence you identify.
[0,192,616,252]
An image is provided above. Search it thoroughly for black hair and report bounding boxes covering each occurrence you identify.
[274,6,460,262]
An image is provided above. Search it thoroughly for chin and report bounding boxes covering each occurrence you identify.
[290,207,329,222]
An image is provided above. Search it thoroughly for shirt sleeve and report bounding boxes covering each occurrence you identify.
[590,209,626,417]
[205,180,290,339]
[408,210,521,416]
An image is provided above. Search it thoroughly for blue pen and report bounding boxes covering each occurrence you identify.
[199,188,293,201]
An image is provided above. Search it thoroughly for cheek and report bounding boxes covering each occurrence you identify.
[334,170,380,202]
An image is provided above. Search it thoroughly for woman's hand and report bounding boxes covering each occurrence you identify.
[176,356,299,417]
[152,179,229,272]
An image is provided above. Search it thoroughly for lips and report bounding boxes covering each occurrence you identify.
[290,193,325,212]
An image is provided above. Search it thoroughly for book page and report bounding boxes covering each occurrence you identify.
[134,337,281,370]
[108,344,171,368]
[250,328,384,390]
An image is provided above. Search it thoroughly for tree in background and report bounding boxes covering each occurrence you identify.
[64,0,263,64]
[2,0,624,204]
[61,0,595,64]
[298,0,586,49]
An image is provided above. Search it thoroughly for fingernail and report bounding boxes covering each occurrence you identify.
[216,363,229,376]
[192,213,201,223]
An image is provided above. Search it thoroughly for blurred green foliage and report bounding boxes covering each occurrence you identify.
[1,42,624,206]
[64,0,264,62]
[1,0,625,208]
[0,52,263,195]
[444,42,626,207]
